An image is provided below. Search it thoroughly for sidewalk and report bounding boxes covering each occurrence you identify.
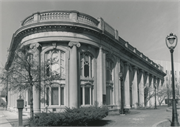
[0,107,30,127]
[103,106,172,127]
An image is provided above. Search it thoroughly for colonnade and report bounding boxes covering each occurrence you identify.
[7,41,164,112]
[121,62,163,108]
[95,47,164,109]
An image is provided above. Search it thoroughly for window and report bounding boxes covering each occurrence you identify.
[80,85,93,105]
[106,58,114,105]
[85,87,90,104]
[46,87,49,105]
[60,87,64,105]
[45,50,65,79]
[80,52,93,78]
[51,87,59,105]
[106,59,113,81]
[46,85,64,106]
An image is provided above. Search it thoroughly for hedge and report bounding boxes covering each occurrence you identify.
[29,106,109,126]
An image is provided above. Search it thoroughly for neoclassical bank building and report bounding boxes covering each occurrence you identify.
[5,11,166,113]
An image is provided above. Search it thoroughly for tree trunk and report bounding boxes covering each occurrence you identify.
[30,84,34,124]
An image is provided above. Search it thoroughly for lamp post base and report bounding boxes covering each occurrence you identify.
[171,99,179,126]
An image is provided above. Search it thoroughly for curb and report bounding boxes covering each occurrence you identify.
[152,119,169,127]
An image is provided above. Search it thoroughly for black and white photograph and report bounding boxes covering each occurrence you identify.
[0,0,179,126]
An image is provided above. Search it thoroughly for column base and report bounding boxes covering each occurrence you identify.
[124,105,130,109]
[132,103,138,109]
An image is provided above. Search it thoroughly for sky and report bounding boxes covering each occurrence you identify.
[0,0,180,68]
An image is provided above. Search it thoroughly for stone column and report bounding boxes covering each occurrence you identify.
[132,66,138,108]
[69,41,81,108]
[94,59,97,105]
[33,44,41,113]
[139,70,144,107]
[124,62,130,108]
[103,52,106,96]
[158,79,162,105]
[114,58,120,107]
[150,76,154,107]
[155,78,159,106]
[145,73,150,107]
[97,47,103,106]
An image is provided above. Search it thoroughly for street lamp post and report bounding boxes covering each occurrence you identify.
[166,33,179,126]
[119,72,124,114]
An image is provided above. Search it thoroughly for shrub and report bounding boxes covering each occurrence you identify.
[29,106,109,126]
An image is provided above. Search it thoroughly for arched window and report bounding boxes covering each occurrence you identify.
[45,49,65,79]
[80,52,93,78]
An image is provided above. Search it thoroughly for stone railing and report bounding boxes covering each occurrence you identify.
[40,11,70,21]
[22,15,34,26]
[78,13,99,27]
[21,11,99,28]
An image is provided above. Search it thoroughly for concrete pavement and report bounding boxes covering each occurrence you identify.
[0,107,29,127]
[0,107,11,127]
[104,106,172,127]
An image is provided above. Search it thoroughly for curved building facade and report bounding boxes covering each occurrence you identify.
[5,11,166,112]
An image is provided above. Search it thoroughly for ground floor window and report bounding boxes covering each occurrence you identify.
[80,84,93,105]
[51,87,59,105]
[46,85,64,106]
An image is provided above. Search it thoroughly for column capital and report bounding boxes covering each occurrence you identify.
[68,41,81,48]
[144,71,149,76]
[132,66,138,70]
[139,69,145,74]
[124,61,130,67]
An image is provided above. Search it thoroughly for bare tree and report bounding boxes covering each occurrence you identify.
[0,45,40,122]
[144,83,155,107]
[0,44,60,122]
[144,83,168,107]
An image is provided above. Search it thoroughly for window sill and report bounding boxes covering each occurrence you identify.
[80,105,93,108]
[80,77,94,81]
[44,105,66,108]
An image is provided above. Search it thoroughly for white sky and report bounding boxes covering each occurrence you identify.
[0,0,179,67]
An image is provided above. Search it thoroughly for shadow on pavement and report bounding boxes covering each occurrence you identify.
[108,110,140,116]
[88,120,113,126]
